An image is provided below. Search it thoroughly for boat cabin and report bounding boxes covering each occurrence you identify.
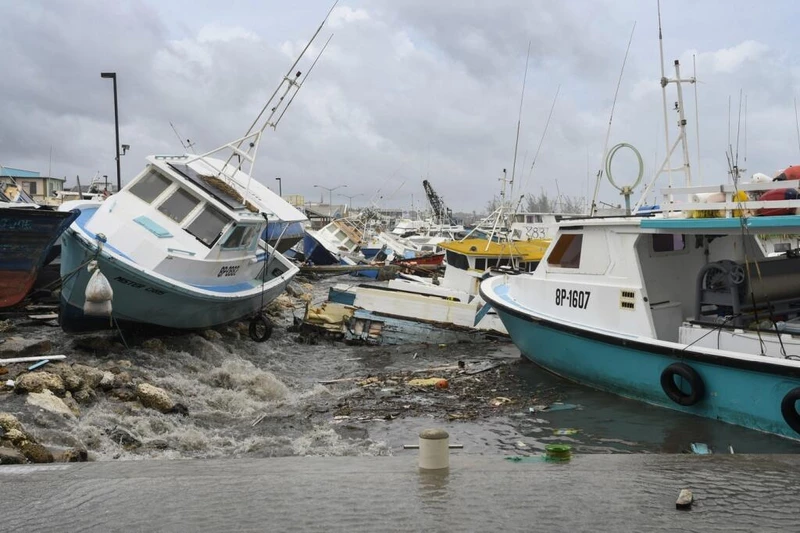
[78,155,293,287]
[531,210,800,358]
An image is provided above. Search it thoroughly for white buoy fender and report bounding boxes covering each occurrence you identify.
[418,428,449,470]
[84,260,113,316]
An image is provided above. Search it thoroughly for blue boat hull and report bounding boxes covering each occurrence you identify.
[490,302,800,440]
[302,233,339,266]
[0,207,79,308]
[263,221,304,253]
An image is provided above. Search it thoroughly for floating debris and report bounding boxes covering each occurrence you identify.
[676,489,693,510]
[553,428,579,436]
[690,443,711,455]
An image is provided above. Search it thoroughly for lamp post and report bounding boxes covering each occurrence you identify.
[313,184,347,217]
[338,192,362,211]
[275,177,282,197]
[100,72,121,192]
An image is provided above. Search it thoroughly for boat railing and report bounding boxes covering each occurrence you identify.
[661,181,800,218]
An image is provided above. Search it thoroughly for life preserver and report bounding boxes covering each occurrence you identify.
[780,388,800,434]
[249,314,273,342]
[660,363,705,406]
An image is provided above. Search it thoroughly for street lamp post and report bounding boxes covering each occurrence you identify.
[100,72,121,192]
[314,184,347,219]
[275,177,282,197]
[338,192,362,211]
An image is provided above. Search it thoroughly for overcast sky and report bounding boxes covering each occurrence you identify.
[2,1,799,212]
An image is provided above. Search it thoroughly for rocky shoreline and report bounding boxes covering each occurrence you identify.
[0,279,314,464]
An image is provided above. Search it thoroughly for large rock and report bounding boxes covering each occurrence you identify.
[0,412,23,433]
[136,383,175,413]
[0,446,25,464]
[19,441,53,463]
[0,337,52,358]
[58,447,88,463]
[49,363,83,392]
[72,335,116,355]
[99,371,115,391]
[14,372,66,396]
[71,364,105,390]
[1,428,32,447]
[26,390,76,418]
[72,386,97,405]
[199,329,222,341]
[141,338,166,353]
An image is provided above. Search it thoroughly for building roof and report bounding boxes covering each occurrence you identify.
[0,166,40,178]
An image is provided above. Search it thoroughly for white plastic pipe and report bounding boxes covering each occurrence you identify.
[0,355,66,365]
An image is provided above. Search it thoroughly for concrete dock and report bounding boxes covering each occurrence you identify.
[1,454,797,532]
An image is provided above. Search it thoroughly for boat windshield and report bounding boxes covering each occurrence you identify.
[186,205,231,246]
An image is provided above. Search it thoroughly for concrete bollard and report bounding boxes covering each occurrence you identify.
[418,428,449,470]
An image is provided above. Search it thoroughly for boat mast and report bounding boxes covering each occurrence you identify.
[633,2,696,213]
[186,1,337,208]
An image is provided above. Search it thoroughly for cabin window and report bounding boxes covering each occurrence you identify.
[130,169,171,203]
[222,225,257,249]
[446,250,469,270]
[158,188,199,223]
[652,234,685,253]
[475,258,486,270]
[547,234,583,268]
[186,205,231,246]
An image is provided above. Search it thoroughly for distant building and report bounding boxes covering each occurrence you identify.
[0,166,65,205]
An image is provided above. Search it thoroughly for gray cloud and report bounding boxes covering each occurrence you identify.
[1,0,799,213]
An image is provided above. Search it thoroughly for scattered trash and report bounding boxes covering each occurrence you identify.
[490,396,513,407]
[5,379,14,388]
[728,445,735,454]
[413,353,418,359]
[553,428,579,436]
[0,355,67,365]
[515,441,528,449]
[690,443,711,455]
[676,489,693,510]
[505,456,545,463]
[27,359,50,371]
[359,377,381,386]
[543,403,579,412]
[0,367,7,376]
[545,444,572,462]
[438,344,446,348]
[465,361,504,375]
[27,313,58,321]
[407,377,448,389]
[251,414,267,427]
[457,360,465,369]
[528,405,548,413]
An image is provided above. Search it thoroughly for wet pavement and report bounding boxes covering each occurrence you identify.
[2,454,799,532]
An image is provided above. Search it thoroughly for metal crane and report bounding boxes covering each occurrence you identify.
[422,179,455,225]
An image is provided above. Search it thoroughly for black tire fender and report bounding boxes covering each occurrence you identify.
[249,315,273,343]
[780,387,800,434]
[660,363,705,406]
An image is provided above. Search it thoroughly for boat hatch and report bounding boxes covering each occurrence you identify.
[547,233,582,269]
[168,163,248,211]
[186,205,231,247]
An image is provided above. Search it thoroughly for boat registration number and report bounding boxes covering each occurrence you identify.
[555,289,590,309]
[217,265,240,277]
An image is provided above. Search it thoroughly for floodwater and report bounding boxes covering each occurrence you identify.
[3,275,800,461]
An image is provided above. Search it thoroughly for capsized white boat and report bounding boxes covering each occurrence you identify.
[58,7,336,332]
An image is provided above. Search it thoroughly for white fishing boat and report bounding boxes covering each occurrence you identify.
[58,7,335,333]
[480,14,800,440]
